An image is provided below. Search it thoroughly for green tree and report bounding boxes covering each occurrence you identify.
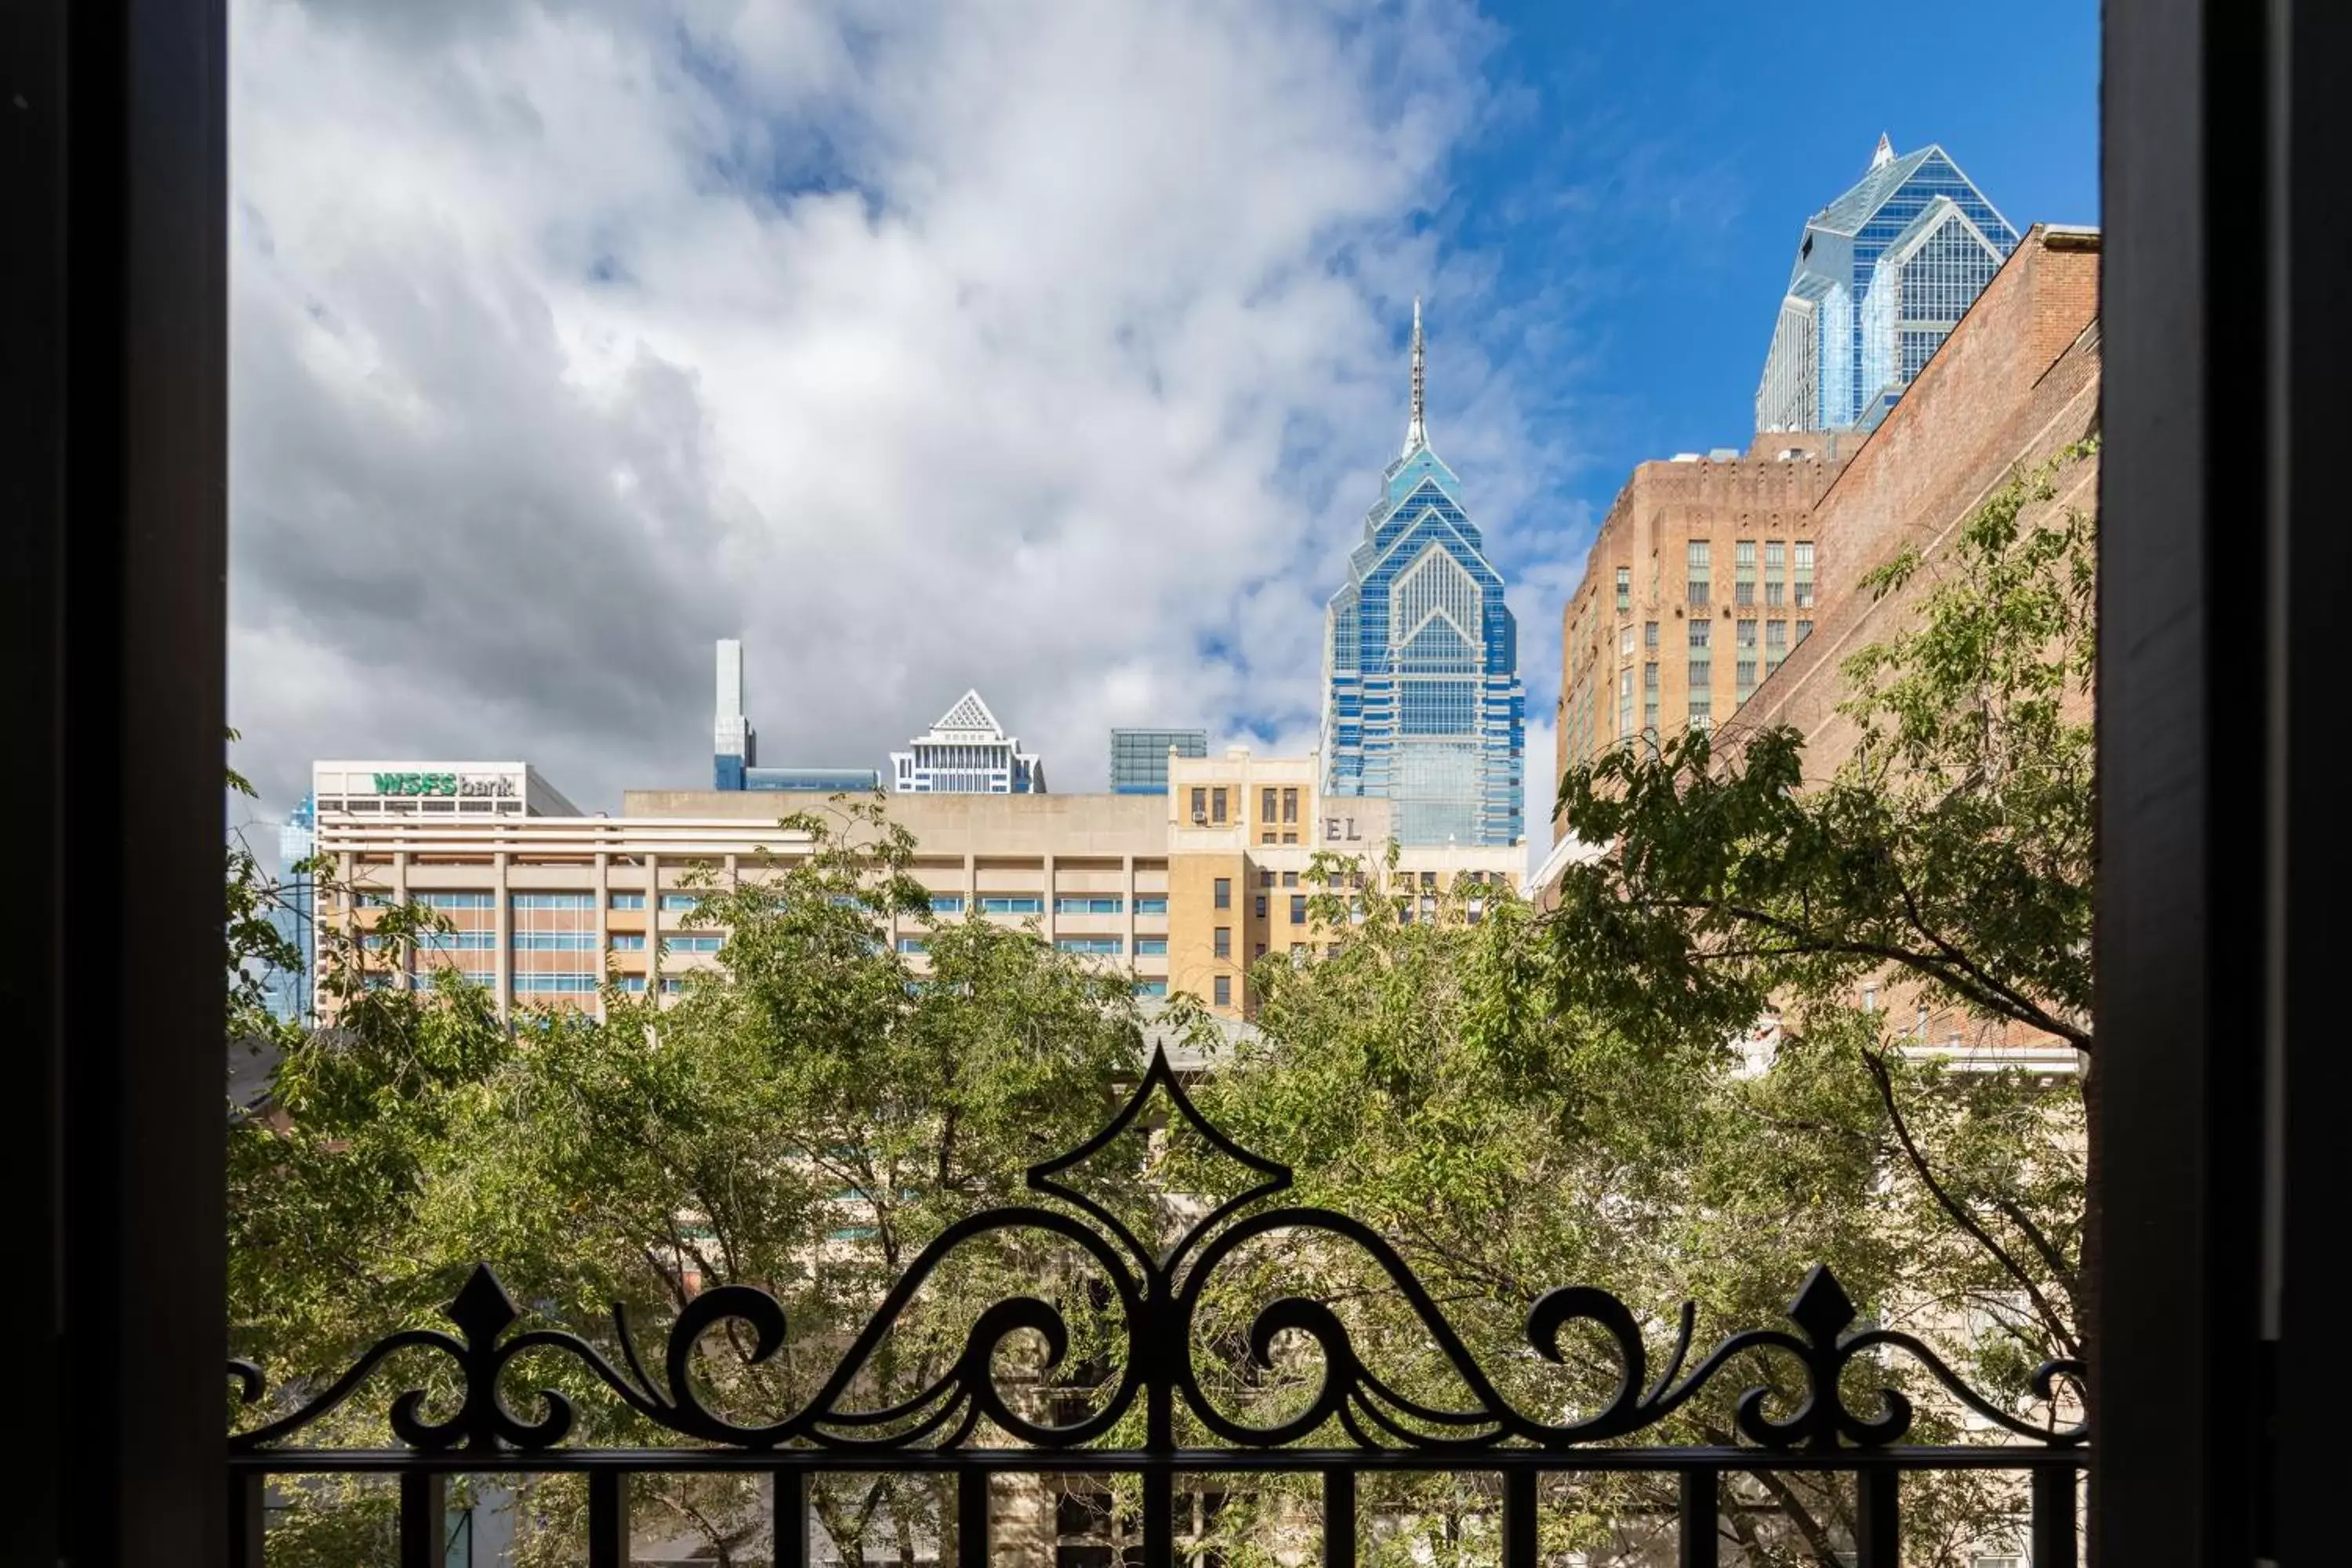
[229,797,1152,1566]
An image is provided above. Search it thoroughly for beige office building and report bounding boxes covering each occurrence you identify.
[313,751,1523,1026]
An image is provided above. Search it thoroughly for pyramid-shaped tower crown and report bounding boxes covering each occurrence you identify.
[933,689,1003,735]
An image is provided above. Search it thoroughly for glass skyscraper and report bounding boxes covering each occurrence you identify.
[1321,302,1524,848]
[1109,728,1207,793]
[1757,136,2018,433]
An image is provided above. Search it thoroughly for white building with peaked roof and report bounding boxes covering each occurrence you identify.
[890,691,1046,794]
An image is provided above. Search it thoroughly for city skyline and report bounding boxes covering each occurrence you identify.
[223,1,2097,865]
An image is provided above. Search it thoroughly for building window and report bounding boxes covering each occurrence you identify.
[980,895,1044,915]
[512,972,598,994]
[1261,832,1277,845]
[1618,666,1635,739]
[1281,832,1298,844]
[1689,687,1714,728]
[1258,869,1276,888]
[1189,786,1207,822]
[514,892,593,910]
[1214,927,1232,959]
[1133,980,1168,998]
[1290,895,1308,924]
[1736,619,1759,701]
[1281,787,1298,823]
[1796,619,1815,643]
[1643,620,1659,651]
[1643,662,1659,739]
[1735,539,1756,605]
[895,937,927,955]
[1213,975,1232,1007]
[1261,786,1277,822]
[1213,878,1231,910]
[1055,937,1124,956]
[1614,564,1630,612]
[608,891,646,910]
[1136,938,1168,956]
[1765,540,1786,606]
[1766,619,1788,672]
[929,894,965,914]
[1210,788,1228,824]
[1254,895,1268,919]
[1685,540,1711,606]
[1794,541,1815,608]
[621,976,648,993]
[1282,871,1299,887]
[1688,619,1711,693]
[668,935,723,953]
[1135,896,1168,915]
[659,893,697,912]
[1054,896,1124,916]
[1619,624,1635,659]
[610,934,647,952]
[1254,942,1266,960]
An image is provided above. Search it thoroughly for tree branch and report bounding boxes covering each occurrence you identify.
[1859,1044,2081,1360]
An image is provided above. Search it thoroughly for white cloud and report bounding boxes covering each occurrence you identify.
[229,0,1584,826]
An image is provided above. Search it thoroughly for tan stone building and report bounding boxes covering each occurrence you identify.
[1164,748,1523,1019]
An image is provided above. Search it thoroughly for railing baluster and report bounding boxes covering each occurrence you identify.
[398,1472,445,1568]
[1501,1468,1537,1568]
[958,1468,989,1568]
[1323,1467,1356,1568]
[2031,1465,2078,1568]
[229,1472,266,1568]
[589,1469,630,1568]
[1855,1467,1899,1568]
[773,1470,807,1568]
[1679,1466,1719,1568]
[1142,1466,1174,1568]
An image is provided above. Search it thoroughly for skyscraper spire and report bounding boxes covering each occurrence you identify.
[1403,295,1427,456]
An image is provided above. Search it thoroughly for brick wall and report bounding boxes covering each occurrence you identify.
[1736,226,2102,782]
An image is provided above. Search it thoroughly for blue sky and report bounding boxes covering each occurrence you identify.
[227,0,2100,851]
[1460,0,2101,529]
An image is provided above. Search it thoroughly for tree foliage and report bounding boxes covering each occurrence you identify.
[228,441,2096,1566]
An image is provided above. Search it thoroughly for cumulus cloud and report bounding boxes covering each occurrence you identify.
[229,0,1584,846]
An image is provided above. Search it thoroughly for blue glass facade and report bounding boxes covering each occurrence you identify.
[1757,139,2018,432]
[265,794,317,1025]
[1109,728,1207,793]
[1320,310,1525,847]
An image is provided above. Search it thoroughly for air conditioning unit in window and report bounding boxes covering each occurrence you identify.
[1192,811,1208,825]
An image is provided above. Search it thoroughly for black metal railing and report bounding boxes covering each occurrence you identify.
[230,1047,2087,1566]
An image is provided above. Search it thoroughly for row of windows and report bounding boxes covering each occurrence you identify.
[1680,539,1813,608]
[1055,896,1123,916]
[1055,937,1123,956]
[1185,785,1304,827]
[981,895,1043,915]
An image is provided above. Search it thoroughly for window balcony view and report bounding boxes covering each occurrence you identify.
[7,2,2337,1566]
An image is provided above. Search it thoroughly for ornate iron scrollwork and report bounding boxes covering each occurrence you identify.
[230,1046,2086,1454]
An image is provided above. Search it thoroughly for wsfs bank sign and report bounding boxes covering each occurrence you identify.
[370,772,517,799]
